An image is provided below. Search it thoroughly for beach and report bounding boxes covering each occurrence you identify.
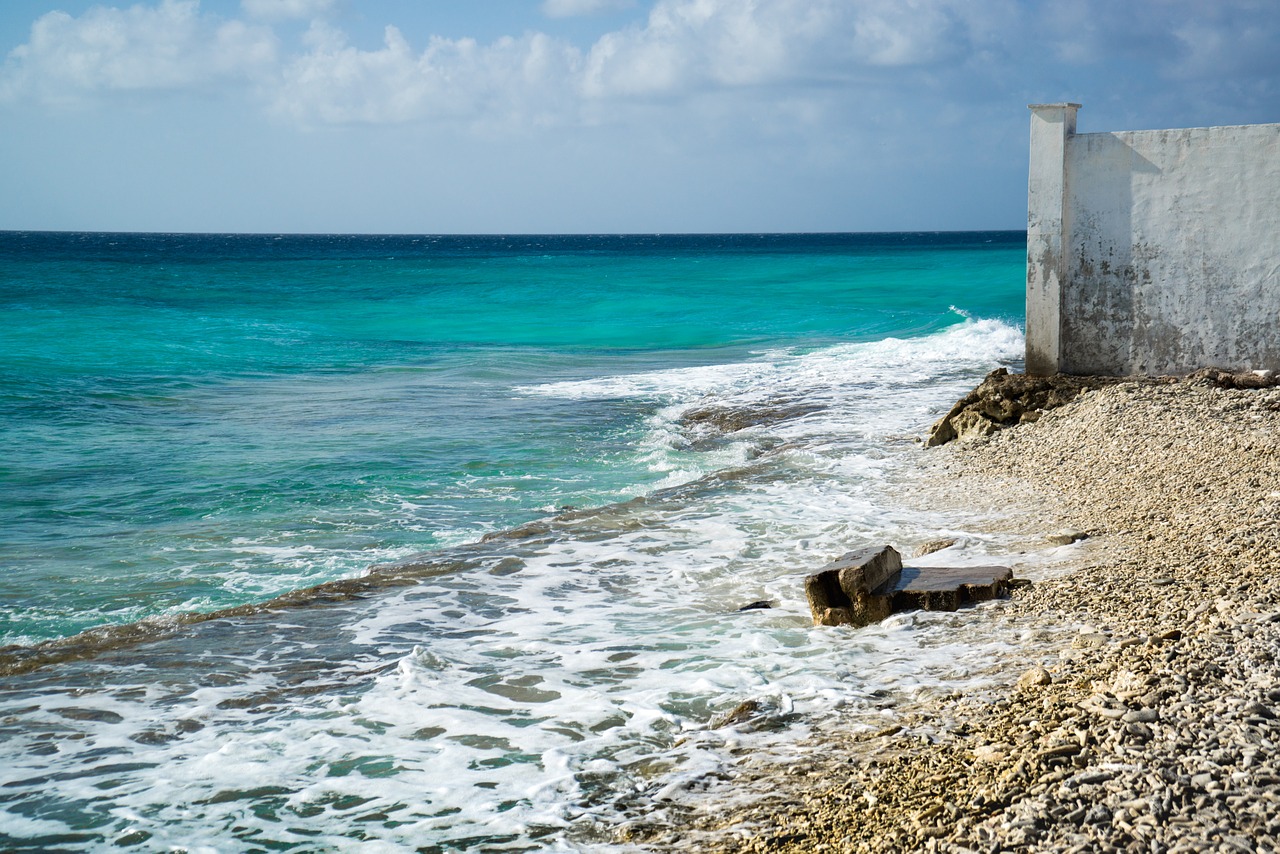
[637,376,1280,852]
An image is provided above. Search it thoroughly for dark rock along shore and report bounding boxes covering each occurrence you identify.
[629,374,1280,853]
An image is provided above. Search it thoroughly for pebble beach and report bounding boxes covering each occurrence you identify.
[640,376,1280,852]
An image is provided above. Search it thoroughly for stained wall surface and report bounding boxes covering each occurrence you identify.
[1027,108,1280,375]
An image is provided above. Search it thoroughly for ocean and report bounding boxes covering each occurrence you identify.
[0,231,1026,850]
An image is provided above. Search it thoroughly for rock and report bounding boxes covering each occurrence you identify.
[679,399,825,434]
[890,565,1013,612]
[804,545,903,627]
[1187,367,1280,389]
[806,546,1012,625]
[1016,666,1053,690]
[1046,530,1089,546]
[1071,632,1109,649]
[925,368,1140,446]
[915,539,958,557]
[974,744,1009,763]
[736,600,774,612]
[710,700,760,729]
[1122,708,1159,723]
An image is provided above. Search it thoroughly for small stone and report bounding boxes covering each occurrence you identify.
[1047,530,1089,546]
[1017,666,1053,690]
[1122,708,1159,723]
[973,744,1008,763]
[710,700,760,729]
[1072,632,1109,649]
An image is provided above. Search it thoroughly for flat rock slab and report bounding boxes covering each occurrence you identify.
[890,565,1013,612]
[804,544,1012,626]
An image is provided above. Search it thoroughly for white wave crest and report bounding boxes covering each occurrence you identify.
[520,317,1024,404]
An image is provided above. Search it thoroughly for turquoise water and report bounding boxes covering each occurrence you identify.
[1,232,1024,645]
[0,231,1026,850]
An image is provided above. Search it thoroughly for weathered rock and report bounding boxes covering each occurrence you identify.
[915,538,958,557]
[709,700,760,729]
[1188,367,1280,389]
[1016,666,1053,690]
[925,368,1141,446]
[679,399,825,434]
[805,547,1012,626]
[1046,529,1089,546]
[804,546,902,627]
[890,565,1013,612]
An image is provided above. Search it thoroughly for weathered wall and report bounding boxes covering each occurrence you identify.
[1027,105,1280,376]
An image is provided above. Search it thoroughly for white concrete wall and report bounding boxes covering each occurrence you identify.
[1026,107,1280,375]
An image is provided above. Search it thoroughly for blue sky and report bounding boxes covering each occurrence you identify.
[1,0,1278,233]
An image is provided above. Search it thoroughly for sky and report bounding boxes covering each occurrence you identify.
[1,0,1278,234]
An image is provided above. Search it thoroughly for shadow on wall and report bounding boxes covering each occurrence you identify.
[1062,132,1161,375]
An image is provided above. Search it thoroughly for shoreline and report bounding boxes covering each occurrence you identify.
[636,375,1280,851]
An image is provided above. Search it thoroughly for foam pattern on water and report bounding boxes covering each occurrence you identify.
[0,320,1027,850]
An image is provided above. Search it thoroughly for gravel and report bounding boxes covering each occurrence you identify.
[627,376,1280,853]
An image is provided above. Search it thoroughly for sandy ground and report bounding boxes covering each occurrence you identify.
[633,376,1280,853]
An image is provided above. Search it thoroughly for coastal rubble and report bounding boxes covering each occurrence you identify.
[631,376,1280,852]
[925,367,1141,446]
[803,545,1012,627]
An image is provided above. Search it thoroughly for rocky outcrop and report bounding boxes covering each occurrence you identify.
[679,399,825,434]
[804,545,1012,627]
[926,369,1138,446]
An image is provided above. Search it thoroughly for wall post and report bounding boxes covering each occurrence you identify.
[1025,103,1079,375]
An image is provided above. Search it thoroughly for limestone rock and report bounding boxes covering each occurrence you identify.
[915,538,958,557]
[1016,665,1053,690]
[926,368,1141,446]
[1188,367,1280,389]
[804,546,902,627]
[1047,529,1089,546]
[890,565,1013,612]
[806,547,1012,626]
[709,700,761,729]
[679,398,825,434]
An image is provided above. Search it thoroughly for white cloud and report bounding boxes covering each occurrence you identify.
[1,0,275,103]
[2,0,1278,131]
[542,0,634,18]
[273,22,582,125]
[579,0,982,98]
[241,0,336,21]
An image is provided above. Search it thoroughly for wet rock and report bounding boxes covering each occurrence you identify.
[804,545,902,627]
[805,546,1012,626]
[1047,529,1089,546]
[915,539,958,557]
[709,700,761,729]
[679,399,825,434]
[890,565,1013,612]
[736,600,774,612]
